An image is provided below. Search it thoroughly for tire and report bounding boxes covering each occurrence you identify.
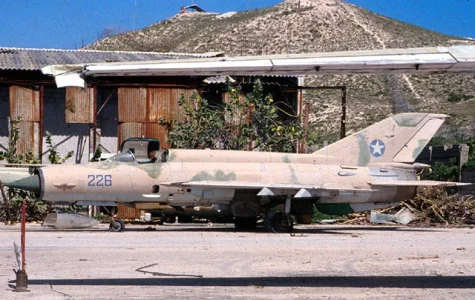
[270,212,294,233]
[109,219,125,232]
[234,217,257,230]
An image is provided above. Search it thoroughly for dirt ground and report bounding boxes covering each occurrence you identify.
[0,223,474,299]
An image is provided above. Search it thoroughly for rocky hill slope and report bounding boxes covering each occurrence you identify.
[86,0,475,141]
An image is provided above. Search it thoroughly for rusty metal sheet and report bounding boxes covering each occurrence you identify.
[146,122,170,149]
[118,122,145,146]
[65,87,94,123]
[118,88,146,122]
[149,88,172,122]
[116,203,143,219]
[169,89,196,122]
[9,86,40,121]
[223,92,245,126]
[16,121,39,156]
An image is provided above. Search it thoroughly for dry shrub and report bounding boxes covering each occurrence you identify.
[403,187,474,225]
[342,187,474,226]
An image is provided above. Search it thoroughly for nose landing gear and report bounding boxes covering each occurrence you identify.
[109,218,125,232]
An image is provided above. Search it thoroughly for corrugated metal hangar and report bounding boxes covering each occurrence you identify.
[0,47,300,164]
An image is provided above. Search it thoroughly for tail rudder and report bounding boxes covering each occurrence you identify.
[313,113,447,166]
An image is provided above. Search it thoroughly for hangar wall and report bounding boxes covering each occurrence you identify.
[43,87,90,164]
[1,77,300,164]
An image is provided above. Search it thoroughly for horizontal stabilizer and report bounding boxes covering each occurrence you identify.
[369,180,472,187]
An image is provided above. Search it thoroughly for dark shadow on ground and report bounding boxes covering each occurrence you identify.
[21,276,475,289]
[9,224,443,234]
[293,225,443,234]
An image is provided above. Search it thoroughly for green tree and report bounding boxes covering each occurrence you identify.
[0,118,74,223]
[162,80,316,152]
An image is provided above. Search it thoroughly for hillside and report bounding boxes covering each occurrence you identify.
[86,0,475,141]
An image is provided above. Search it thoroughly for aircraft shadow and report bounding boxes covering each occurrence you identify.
[293,226,442,234]
[21,225,442,234]
[22,275,475,289]
[143,225,440,235]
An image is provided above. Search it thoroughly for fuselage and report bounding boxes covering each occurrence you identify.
[37,159,417,206]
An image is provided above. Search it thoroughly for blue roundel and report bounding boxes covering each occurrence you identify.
[369,139,386,157]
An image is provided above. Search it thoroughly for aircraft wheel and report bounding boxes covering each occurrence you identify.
[109,219,125,232]
[269,212,293,233]
[234,217,257,230]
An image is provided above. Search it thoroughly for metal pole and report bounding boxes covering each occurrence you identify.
[340,87,347,139]
[15,198,28,292]
[21,199,26,271]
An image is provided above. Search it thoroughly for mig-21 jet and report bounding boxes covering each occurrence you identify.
[6,112,470,232]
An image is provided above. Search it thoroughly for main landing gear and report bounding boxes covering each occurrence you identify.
[265,195,294,233]
[266,212,294,233]
[109,218,125,232]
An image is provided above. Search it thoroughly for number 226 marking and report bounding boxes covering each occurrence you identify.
[88,175,112,186]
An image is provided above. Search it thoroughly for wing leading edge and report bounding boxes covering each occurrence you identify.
[180,179,471,199]
[369,180,472,187]
[181,180,372,199]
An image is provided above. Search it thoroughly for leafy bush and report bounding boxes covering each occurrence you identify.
[423,160,460,182]
[161,80,317,152]
[1,118,74,224]
[447,92,474,103]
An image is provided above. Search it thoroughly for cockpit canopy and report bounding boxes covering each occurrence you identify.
[109,150,136,163]
[108,137,168,164]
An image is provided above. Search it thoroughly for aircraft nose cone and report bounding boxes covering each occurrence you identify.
[6,175,40,193]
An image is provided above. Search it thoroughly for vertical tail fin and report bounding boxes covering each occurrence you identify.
[313,113,447,166]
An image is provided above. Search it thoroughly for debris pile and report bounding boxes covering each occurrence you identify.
[402,187,475,225]
[334,187,474,226]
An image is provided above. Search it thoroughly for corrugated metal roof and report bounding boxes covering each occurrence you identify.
[0,47,224,71]
[203,75,236,84]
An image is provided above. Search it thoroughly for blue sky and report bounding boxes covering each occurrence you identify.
[0,0,473,49]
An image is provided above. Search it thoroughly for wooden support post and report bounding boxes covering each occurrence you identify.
[340,87,347,139]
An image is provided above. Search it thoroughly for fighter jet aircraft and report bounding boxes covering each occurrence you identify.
[6,112,470,232]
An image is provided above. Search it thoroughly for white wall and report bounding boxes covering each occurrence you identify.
[0,85,9,155]
[42,88,91,164]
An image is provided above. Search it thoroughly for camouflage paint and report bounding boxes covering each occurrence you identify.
[89,161,126,170]
[412,139,428,160]
[281,155,291,164]
[190,170,236,181]
[139,163,164,179]
[392,113,426,127]
[288,164,299,184]
[7,113,454,222]
[357,133,370,166]
[168,151,177,162]
[88,160,163,179]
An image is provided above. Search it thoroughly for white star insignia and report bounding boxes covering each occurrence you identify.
[370,140,385,156]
